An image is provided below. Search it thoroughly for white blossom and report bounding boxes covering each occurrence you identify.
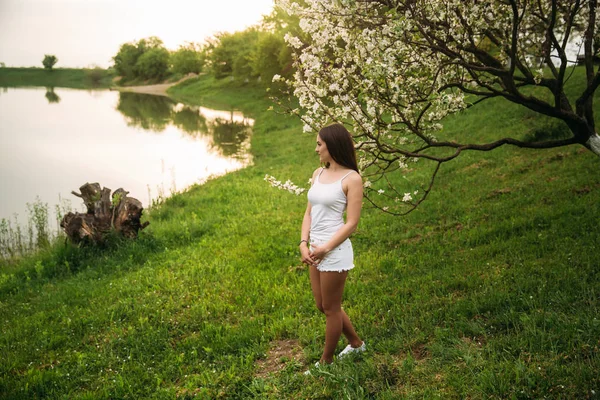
[283,33,303,49]
[264,175,306,196]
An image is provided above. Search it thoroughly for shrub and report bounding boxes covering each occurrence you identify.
[112,37,167,80]
[42,55,58,70]
[135,47,170,80]
[171,43,205,75]
[86,66,105,85]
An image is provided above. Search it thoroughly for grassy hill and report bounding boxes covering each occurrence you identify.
[0,72,598,399]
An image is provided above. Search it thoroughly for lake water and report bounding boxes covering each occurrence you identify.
[0,87,253,228]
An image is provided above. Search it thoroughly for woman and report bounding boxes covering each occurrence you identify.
[299,123,366,371]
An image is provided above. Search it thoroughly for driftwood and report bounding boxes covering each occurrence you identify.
[60,183,149,244]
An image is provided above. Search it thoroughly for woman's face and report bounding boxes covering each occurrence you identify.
[315,135,331,164]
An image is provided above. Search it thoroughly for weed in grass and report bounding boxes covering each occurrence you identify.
[53,195,72,236]
[1,196,75,261]
[0,216,23,259]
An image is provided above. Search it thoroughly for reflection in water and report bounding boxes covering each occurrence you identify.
[172,106,208,134]
[116,92,253,160]
[209,118,250,157]
[45,87,60,104]
[117,92,172,131]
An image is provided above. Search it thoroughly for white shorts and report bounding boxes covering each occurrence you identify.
[310,238,355,273]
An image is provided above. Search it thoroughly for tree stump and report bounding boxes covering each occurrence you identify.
[60,183,149,244]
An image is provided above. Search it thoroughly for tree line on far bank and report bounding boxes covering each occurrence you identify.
[113,7,298,85]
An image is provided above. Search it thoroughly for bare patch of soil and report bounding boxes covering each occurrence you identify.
[573,185,592,195]
[410,342,429,361]
[392,342,431,365]
[255,339,305,378]
[487,187,513,198]
[461,159,491,172]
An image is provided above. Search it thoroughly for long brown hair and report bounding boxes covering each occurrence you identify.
[319,123,359,173]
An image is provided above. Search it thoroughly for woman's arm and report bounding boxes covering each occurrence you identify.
[310,172,363,261]
[299,202,316,266]
[300,202,312,244]
[300,168,322,266]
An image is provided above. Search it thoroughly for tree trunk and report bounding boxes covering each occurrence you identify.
[60,183,149,244]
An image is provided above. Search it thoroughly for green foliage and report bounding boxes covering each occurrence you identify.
[260,4,303,77]
[200,6,299,85]
[113,42,143,79]
[231,31,260,80]
[108,7,298,85]
[135,47,170,80]
[250,32,288,82]
[208,29,261,79]
[112,37,169,81]
[170,42,205,75]
[42,54,58,71]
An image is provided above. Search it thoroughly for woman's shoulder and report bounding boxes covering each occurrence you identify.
[343,169,361,182]
[341,170,362,192]
[309,167,323,185]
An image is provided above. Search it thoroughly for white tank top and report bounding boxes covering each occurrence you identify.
[307,168,354,240]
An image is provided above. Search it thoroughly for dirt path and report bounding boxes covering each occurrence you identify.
[114,73,198,97]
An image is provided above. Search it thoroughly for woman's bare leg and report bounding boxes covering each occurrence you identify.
[308,266,324,313]
[319,271,348,363]
[340,309,363,348]
[309,267,363,362]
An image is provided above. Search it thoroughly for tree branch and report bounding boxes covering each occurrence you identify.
[430,135,579,152]
[576,70,600,116]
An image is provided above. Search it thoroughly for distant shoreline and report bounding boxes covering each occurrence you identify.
[0,67,114,89]
[114,73,198,97]
[0,67,198,95]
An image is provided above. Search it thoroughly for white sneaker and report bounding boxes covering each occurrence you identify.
[338,341,366,359]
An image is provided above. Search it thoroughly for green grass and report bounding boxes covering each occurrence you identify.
[1,71,599,399]
[0,67,115,89]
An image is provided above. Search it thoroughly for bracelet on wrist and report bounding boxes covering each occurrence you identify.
[298,239,309,246]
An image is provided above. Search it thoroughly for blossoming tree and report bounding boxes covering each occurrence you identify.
[275,0,599,214]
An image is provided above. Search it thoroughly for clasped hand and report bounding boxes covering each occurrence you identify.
[300,244,329,267]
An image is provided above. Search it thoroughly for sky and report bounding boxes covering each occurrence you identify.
[0,0,275,68]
